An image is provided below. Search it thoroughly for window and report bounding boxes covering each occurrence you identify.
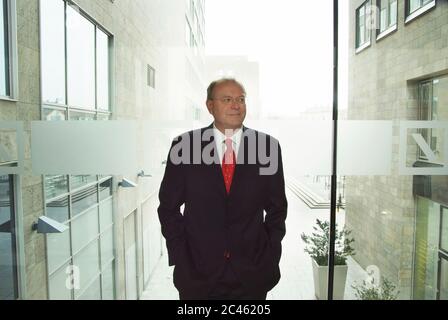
[0,0,17,99]
[0,175,18,299]
[147,65,155,88]
[377,0,397,38]
[41,0,111,112]
[417,76,448,164]
[40,0,115,300]
[405,0,436,23]
[355,1,371,52]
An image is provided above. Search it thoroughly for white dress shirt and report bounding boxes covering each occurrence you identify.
[213,123,243,166]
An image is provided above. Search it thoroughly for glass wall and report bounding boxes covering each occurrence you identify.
[40,0,114,300]
[337,0,448,301]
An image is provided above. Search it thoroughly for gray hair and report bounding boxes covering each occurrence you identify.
[206,78,246,101]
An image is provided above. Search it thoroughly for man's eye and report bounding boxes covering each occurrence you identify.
[223,98,232,103]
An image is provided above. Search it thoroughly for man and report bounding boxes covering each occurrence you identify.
[158,78,287,300]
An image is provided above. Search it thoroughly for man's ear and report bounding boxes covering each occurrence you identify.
[206,100,214,115]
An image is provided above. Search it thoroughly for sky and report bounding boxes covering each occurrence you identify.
[205,0,348,118]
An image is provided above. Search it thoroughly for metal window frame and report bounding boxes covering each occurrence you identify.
[405,0,436,24]
[355,0,372,53]
[0,0,18,101]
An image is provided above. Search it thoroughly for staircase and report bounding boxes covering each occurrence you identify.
[286,177,332,209]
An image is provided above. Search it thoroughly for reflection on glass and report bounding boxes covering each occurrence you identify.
[0,0,10,97]
[77,276,101,300]
[99,179,112,201]
[71,206,99,254]
[45,196,69,223]
[49,262,72,300]
[67,5,95,109]
[71,175,97,191]
[73,240,100,298]
[101,263,115,300]
[40,0,65,104]
[413,197,440,299]
[441,207,448,253]
[440,258,448,300]
[45,175,68,199]
[97,113,110,121]
[99,198,113,232]
[69,111,95,121]
[0,175,17,299]
[47,224,70,274]
[100,227,114,265]
[71,184,98,216]
[43,108,66,121]
[96,29,110,110]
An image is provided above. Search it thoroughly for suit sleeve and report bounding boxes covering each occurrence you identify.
[264,142,288,263]
[157,139,186,266]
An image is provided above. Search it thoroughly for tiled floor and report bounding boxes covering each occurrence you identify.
[141,189,367,300]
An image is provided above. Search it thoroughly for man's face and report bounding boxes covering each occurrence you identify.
[206,81,247,132]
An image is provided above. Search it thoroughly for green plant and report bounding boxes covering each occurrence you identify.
[300,219,355,266]
[352,277,400,300]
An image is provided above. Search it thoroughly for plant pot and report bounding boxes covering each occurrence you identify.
[311,258,348,300]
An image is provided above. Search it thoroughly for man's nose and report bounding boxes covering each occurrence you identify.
[230,101,240,109]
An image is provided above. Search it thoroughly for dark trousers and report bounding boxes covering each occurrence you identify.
[206,262,267,300]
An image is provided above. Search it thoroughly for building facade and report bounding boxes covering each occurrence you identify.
[347,0,447,299]
[0,0,205,300]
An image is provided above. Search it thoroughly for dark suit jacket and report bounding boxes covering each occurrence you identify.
[157,123,288,299]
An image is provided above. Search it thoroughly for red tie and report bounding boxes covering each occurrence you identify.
[222,138,236,194]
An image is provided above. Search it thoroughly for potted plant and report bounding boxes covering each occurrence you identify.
[300,219,355,300]
[351,277,399,300]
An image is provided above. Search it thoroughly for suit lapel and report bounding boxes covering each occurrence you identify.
[201,124,227,198]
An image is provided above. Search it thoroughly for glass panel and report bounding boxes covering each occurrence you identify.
[99,179,112,202]
[409,0,421,14]
[124,212,137,300]
[389,0,397,26]
[71,175,97,192]
[67,5,95,109]
[100,226,114,265]
[71,206,99,254]
[43,108,66,121]
[71,184,98,216]
[96,113,111,121]
[442,207,448,253]
[45,175,68,199]
[99,197,113,232]
[47,224,70,274]
[413,197,440,299]
[343,1,447,301]
[440,258,448,300]
[77,275,101,300]
[96,29,110,110]
[69,111,95,121]
[0,175,17,300]
[430,77,448,164]
[48,262,72,300]
[73,240,100,296]
[101,262,115,300]
[0,0,10,97]
[46,196,69,223]
[380,7,387,32]
[40,0,65,104]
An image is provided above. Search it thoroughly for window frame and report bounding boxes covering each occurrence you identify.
[0,0,18,101]
[39,0,114,115]
[405,0,436,24]
[355,0,372,54]
[376,0,398,41]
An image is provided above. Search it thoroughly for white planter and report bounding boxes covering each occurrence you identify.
[311,258,348,300]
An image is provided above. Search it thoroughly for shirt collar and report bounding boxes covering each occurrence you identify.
[212,123,243,145]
